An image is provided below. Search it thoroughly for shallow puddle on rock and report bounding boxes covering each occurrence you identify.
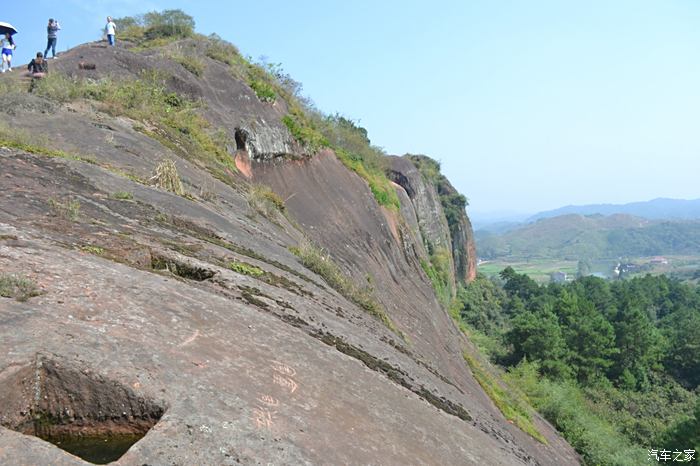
[42,434,143,464]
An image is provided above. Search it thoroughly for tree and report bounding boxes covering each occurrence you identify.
[500,267,540,302]
[611,305,662,389]
[456,277,506,336]
[556,293,618,382]
[662,307,700,389]
[112,10,195,43]
[144,10,195,39]
[507,306,570,378]
[658,398,700,461]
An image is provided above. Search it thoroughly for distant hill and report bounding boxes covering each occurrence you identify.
[528,198,700,222]
[477,213,700,260]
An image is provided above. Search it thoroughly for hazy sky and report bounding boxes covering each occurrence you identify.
[6,1,700,214]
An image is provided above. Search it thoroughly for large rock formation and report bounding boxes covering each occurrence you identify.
[437,174,478,283]
[388,155,478,293]
[0,39,577,465]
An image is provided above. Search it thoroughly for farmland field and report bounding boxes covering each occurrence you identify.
[477,259,579,283]
[477,255,700,283]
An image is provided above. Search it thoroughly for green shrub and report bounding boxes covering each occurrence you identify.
[143,10,195,39]
[282,113,328,152]
[114,9,194,46]
[420,248,453,305]
[507,361,647,465]
[249,79,276,102]
[113,16,145,42]
[0,274,41,302]
[322,116,400,211]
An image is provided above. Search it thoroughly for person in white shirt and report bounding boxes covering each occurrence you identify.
[104,17,116,46]
[1,33,15,72]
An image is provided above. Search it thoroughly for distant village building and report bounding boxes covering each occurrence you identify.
[614,262,638,279]
[650,256,669,265]
[551,271,568,283]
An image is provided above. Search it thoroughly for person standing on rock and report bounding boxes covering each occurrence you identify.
[104,17,116,47]
[44,19,60,59]
[1,33,15,72]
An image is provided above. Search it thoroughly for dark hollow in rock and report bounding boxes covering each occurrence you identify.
[0,357,165,464]
[234,128,248,152]
[151,254,216,281]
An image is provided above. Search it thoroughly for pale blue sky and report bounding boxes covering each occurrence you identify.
[5,1,700,214]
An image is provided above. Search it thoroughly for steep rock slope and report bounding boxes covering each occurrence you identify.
[0,39,577,465]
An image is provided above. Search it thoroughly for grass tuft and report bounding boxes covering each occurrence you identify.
[247,184,286,220]
[204,34,241,65]
[228,261,264,277]
[168,51,206,76]
[49,196,81,221]
[0,274,41,302]
[150,159,184,195]
[112,191,134,200]
[81,245,105,255]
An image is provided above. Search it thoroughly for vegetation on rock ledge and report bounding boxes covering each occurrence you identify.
[291,241,403,338]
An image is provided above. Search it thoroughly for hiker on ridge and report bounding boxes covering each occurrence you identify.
[104,16,116,46]
[27,52,48,79]
[1,33,15,72]
[44,18,61,59]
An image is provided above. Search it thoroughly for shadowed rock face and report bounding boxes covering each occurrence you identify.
[0,40,577,465]
[437,175,478,283]
[387,155,478,289]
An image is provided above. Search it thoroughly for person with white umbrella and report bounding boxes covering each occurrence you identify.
[0,22,17,73]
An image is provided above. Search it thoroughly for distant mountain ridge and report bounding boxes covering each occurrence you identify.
[477,213,700,260]
[528,197,700,222]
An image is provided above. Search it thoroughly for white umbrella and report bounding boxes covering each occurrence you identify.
[0,22,18,36]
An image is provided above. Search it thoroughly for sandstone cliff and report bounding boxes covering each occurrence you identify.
[0,38,577,465]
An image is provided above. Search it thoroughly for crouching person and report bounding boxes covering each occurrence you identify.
[27,52,48,79]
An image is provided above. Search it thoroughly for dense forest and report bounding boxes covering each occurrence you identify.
[453,270,700,465]
[477,214,700,260]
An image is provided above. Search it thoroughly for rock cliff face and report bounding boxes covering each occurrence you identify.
[438,175,479,283]
[388,155,478,293]
[0,39,577,465]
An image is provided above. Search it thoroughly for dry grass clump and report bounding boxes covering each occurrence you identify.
[150,159,184,195]
[247,184,286,220]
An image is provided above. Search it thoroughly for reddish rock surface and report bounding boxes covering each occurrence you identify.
[0,40,578,465]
